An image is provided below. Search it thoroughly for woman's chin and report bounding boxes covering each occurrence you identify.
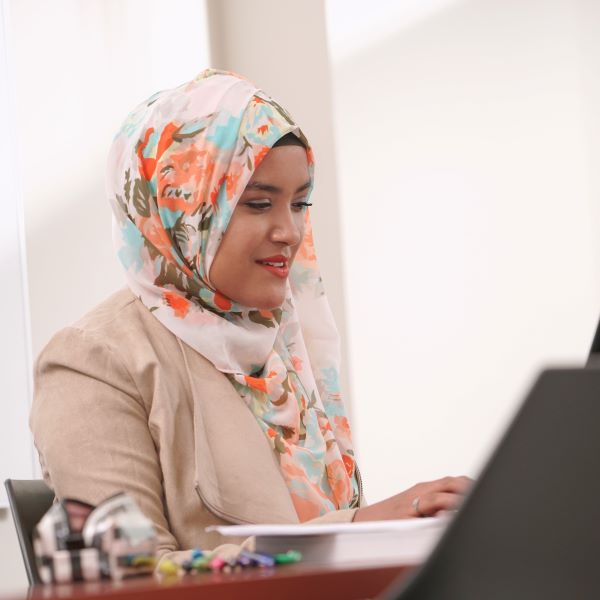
[225,281,287,311]
[253,298,285,311]
[251,290,286,311]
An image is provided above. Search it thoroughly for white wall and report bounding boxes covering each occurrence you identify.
[11,0,210,357]
[0,0,35,594]
[0,1,210,593]
[0,0,35,504]
[327,0,600,502]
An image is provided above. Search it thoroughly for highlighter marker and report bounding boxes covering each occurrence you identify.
[209,556,226,571]
[274,550,302,564]
[239,550,275,567]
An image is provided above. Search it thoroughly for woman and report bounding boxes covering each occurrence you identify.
[31,69,469,563]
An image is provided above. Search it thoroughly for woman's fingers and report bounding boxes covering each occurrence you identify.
[444,475,473,493]
[415,491,463,517]
[353,475,475,522]
[415,475,473,497]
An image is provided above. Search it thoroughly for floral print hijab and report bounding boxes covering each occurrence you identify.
[108,69,358,521]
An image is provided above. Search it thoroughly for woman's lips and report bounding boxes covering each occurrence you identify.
[256,255,289,279]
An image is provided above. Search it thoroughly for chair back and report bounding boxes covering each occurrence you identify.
[4,479,55,585]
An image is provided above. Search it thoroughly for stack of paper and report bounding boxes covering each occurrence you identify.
[207,517,449,566]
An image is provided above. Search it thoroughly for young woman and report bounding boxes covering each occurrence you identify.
[31,69,469,564]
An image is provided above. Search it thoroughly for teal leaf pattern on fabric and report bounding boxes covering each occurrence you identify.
[118,220,144,272]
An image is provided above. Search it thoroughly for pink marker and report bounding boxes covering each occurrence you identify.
[209,556,226,571]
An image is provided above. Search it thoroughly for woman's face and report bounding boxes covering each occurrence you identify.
[209,145,311,310]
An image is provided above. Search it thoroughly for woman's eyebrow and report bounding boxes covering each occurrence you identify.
[245,180,312,194]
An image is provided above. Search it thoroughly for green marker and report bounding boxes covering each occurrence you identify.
[191,556,211,571]
[273,550,302,564]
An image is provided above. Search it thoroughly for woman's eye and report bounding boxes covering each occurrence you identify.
[292,201,313,211]
[245,200,271,210]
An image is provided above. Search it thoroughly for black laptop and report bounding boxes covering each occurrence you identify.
[588,318,600,367]
[383,368,600,599]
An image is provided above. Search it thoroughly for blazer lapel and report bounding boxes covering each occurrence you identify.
[179,340,299,525]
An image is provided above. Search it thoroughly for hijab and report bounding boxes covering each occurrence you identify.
[107,69,358,521]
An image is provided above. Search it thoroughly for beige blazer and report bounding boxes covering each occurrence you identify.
[30,289,360,562]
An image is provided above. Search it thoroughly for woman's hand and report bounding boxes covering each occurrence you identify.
[353,476,473,522]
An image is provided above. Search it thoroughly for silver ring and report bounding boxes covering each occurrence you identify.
[412,496,424,517]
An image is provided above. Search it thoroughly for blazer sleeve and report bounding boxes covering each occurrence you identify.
[30,326,179,557]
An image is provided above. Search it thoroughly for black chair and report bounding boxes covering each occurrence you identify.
[4,479,55,585]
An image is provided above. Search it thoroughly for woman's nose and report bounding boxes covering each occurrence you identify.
[270,208,303,246]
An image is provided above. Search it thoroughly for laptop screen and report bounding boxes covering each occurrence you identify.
[588,317,600,367]
[385,369,600,600]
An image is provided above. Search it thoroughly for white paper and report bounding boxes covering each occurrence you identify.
[207,516,448,537]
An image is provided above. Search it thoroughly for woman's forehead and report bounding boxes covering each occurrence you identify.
[244,146,311,192]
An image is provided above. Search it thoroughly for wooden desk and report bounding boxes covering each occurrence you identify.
[4,563,414,600]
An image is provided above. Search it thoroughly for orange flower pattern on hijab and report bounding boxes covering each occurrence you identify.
[107,69,358,520]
